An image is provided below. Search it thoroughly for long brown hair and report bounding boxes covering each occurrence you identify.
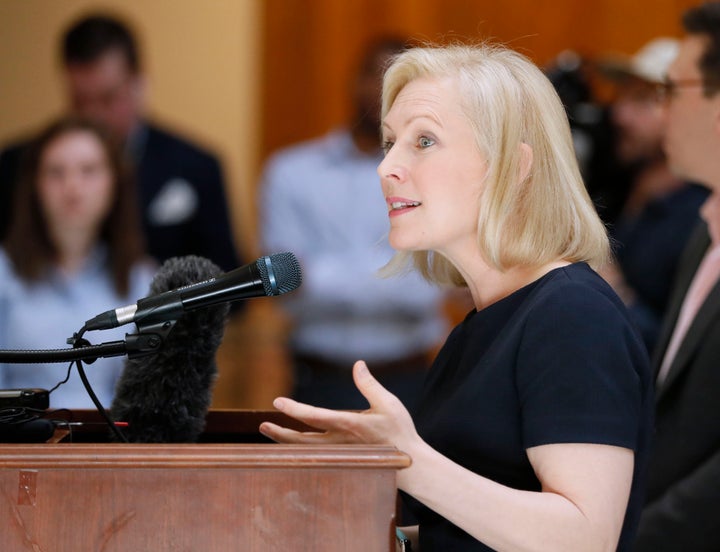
[4,116,145,295]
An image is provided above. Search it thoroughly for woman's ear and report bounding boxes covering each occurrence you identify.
[519,142,533,183]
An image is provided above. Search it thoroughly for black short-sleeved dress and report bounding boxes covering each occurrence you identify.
[402,263,653,551]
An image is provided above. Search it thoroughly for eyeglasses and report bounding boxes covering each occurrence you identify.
[655,78,705,100]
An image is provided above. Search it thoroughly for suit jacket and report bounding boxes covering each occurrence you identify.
[132,123,240,273]
[635,222,720,551]
[0,141,23,241]
[0,121,240,273]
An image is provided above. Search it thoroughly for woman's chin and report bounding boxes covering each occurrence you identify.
[389,236,417,252]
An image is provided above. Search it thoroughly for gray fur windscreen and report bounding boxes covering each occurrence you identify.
[110,255,229,443]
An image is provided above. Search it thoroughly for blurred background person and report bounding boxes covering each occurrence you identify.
[259,37,448,411]
[0,13,242,275]
[596,37,709,352]
[0,116,155,409]
[544,49,617,202]
[634,3,720,549]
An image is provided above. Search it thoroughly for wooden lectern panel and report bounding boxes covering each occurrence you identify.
[0,444,410,551]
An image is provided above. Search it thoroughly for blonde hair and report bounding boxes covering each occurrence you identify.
[381,44,609,286]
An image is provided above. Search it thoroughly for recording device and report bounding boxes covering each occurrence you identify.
[110,256,231,442]
[85,252,302,331]
[0,389,52,443]
[0,388,49,409]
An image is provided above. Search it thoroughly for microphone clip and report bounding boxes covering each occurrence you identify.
[125,319,179,359]
[50,320,179,364]
[68,334,97,364]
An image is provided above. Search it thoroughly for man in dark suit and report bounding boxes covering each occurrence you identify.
[0,14,241,274]
[634,3,720,550]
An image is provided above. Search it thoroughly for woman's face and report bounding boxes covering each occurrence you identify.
[37,129,115,237]
[378,76,487,258]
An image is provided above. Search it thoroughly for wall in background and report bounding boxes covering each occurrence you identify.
[262,0,699,160]
[0,0,260,255]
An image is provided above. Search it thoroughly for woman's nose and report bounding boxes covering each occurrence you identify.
[377,150,406,184]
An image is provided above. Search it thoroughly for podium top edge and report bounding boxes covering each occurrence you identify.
[0,443,412,470]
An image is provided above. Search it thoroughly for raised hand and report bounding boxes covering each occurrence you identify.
[259,360,419,452]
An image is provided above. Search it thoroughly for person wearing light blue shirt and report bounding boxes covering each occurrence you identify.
[0,247,154,408]
[0,116,156,409]
[260,38,447,410]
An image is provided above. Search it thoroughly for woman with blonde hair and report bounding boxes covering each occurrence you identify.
[261,44,652,551]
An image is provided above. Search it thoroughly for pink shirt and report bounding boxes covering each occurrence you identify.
[657,191,720,384]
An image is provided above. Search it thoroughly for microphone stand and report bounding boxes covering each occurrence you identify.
[0,319,178,442]
[0,322,176,364]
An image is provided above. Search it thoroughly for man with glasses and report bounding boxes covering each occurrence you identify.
[598,39,709,354]
[634,3,720,550]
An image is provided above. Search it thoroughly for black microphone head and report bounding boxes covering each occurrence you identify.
[110,256,229,443]
[257,252,302,296]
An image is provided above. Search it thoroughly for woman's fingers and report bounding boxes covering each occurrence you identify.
[353,361,411,421]
[259,421,330,444]
[259,415,365,444]
[258,361,411,446]
[266,397,369,444]
[271,397,357,431]
[352,360,397,410]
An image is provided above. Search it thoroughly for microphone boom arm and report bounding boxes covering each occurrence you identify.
[0,320,178,364]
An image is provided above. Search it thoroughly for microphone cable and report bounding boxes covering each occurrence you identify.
[46,360,73,395]
[70,325,128,443]
[0,406,42,425]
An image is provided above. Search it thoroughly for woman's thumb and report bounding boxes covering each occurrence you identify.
[353,360,384,403]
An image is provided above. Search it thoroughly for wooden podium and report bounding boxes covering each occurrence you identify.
[0,411,410,551]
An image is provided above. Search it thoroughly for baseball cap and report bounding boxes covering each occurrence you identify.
[598,37,680,84]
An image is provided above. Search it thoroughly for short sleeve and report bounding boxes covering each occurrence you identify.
[517,281,646,450]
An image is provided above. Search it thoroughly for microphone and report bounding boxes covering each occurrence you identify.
[85,252,302,331]
[109,255,229,443]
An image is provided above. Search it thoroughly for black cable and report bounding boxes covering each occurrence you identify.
[72,326,128,443]
[0,407,37,424]
[75,359,126,442]
[47,361,74,395]
[0,406,61,424]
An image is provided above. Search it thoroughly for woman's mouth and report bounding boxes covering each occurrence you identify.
[387,198,421,215]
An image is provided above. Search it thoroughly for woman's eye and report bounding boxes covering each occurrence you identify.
[418,136,435,148]
[381,140,394,155]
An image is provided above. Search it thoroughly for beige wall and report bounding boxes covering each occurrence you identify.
[0,0,261,255]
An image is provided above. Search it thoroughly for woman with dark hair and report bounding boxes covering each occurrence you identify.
[0,116,155,408]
